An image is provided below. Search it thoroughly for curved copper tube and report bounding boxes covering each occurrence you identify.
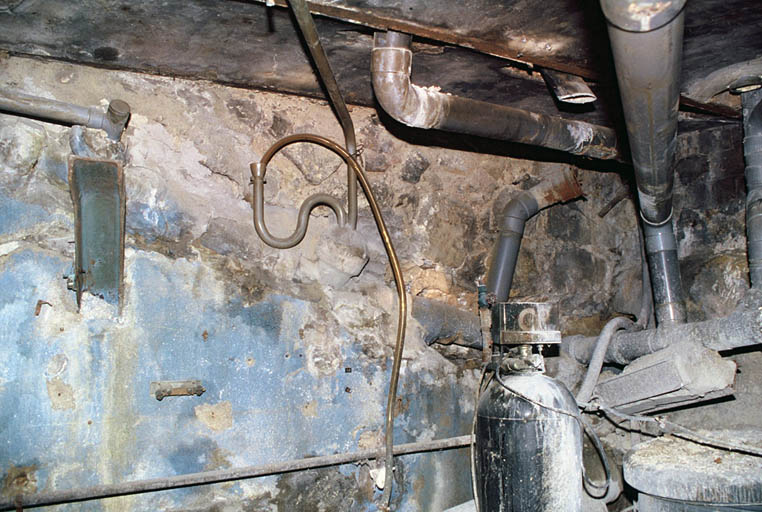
[251,134,407,507]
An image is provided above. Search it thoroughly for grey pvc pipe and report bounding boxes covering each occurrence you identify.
[601,0,687,326]
[0,88,130,140]
[486,167,583,303]
[643,221,686,325]
[371,32,621,161]
[486,192,538,303]
[563,289,762,365]
[601,0,686,225]
[743,90,762,287]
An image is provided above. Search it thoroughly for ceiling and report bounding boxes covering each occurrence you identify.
[0,0,760,131]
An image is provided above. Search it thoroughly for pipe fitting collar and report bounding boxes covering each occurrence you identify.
[601,0,687,32]
[640,208,673,228]
[644,220,677,253]
[370,47,412,75]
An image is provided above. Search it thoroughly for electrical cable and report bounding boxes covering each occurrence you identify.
[251,134,406,509]
[470,366,492,511]
[578,414,612,499]
[587,402,762,458]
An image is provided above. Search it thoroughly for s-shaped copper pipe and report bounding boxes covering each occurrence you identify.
[251,134,406,508]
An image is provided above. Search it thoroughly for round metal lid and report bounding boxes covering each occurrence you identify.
[624,430,762,504]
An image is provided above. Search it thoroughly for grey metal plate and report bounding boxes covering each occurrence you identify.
[68,156,125,309]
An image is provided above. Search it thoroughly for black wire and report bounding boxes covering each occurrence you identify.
[592,403,762,458]
[470,366,492,511]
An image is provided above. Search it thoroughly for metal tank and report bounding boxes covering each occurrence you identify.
[475,301,583,511]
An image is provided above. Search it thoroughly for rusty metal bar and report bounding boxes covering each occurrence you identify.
[0,435,473,510]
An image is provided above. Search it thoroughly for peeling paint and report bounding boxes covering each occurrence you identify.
[195,401,234,432]
[46,377,75,410]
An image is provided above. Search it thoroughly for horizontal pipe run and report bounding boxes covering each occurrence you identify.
[0,88,130,140]
[0,435,473,510]
[413,297,483,348]
[371,32,621,161]
[563,290,762,365]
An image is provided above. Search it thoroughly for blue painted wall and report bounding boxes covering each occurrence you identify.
[0,116,475,510]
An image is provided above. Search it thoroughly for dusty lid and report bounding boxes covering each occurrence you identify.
[624,430,762,504]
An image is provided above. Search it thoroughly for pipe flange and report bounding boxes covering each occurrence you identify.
[601,0,687,32]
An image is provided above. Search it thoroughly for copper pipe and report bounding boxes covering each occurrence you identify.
[252,134,406,507]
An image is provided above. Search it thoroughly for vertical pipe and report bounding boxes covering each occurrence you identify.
[601,0,687,325]
[742,90,762,287]
[644,221,686,324]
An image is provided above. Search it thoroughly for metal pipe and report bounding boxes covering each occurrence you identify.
[413,297,482,348]
[0,435,472,510]
[743,89,762,287]
[288,0,358,228]
[643,221,686,325]
[370,32,621,161]
[251,161,347,248]
[486,167,583,303]
[0,87,130,140]
[576,316,634,404]
[600,0,688,325]
[251,134,407,508]
[563,289,762,365]
[601,0,685,225]
[540,69,597,105]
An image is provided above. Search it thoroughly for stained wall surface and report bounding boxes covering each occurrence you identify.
[0,54,754,510]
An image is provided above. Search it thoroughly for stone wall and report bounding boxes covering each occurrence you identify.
[0,52,757,510]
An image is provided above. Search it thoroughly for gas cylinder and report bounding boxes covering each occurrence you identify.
[475,301,583,511]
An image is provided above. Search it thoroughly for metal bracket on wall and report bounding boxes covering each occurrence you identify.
[150,380,206,401]
[68,156,126,311]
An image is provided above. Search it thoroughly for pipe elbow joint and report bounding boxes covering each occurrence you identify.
[501,192,539,231]
[89,99,131,141]
[371,34,446,129]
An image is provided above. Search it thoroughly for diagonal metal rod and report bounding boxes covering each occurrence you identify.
[288,0,358,228]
